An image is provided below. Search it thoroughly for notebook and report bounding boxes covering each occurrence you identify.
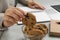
[17,7,50,24]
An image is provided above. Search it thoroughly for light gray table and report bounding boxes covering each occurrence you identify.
[1,22,60,40]
[1,0,60,40]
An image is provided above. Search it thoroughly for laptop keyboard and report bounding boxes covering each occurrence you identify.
[46,9,57,16]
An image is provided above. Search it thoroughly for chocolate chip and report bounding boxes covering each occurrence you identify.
[31,23,33,24]
[38,28,42,30]
[25,29,27,31]
[27,17,29,19]
[43,25,47,28]
[25,15,29,17]
[25,19,27,21]
[57,22,60,24]
[31,26,33,28]
[31,18,34,20]
[42,30,45,34]
[37,25,40,27]
[31,34,33,35]
[29,28,31,30]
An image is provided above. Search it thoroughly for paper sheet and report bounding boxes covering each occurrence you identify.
[50,13,60,20]
[18,7,43,12]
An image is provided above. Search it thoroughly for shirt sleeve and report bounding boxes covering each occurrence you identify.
[0,0,8,13]
[0,13,8,31]
[0,14,4,27]
[17,0,28,6]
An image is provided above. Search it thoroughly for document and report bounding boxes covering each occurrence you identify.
[50,13,60,20]
[17,7,50,24]
[18,7,43,12]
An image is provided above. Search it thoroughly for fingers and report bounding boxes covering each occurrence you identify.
[28,2,36,9]
[28,4,35,9]
[28,2,45,10]
[4,7,27,27]
[4,20,15,27]
[4,15,17,27]
[5,7,26,19]
[5,12,19,21]
[4,16,17,23]
[34,2,45,10]
[13,9,25,18]
[13,8,27,18]
[19,18,22,21]
[16,8,27,15]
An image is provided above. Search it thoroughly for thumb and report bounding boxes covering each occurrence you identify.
[3,20,14,27]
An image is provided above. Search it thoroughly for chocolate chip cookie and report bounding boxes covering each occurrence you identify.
[22,12,36,26]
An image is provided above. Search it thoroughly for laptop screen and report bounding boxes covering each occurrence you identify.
[51,5,60,12]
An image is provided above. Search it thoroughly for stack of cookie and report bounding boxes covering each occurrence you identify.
[22,13,48,40]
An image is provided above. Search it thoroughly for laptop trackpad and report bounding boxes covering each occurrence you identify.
[51,5,60,12]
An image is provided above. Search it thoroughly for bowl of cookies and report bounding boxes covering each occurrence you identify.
[22,12,48,40]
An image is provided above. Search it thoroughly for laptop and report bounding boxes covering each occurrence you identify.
[51,5,60,12]
[39,0,60,20]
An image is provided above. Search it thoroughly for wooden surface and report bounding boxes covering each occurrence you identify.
[50,20,60,37]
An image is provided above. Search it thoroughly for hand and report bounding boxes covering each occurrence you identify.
[3,7,26,27]
[28,2,45,10]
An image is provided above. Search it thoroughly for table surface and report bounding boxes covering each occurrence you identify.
[1,0,60,40]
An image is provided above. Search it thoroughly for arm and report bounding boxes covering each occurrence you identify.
[0,0,8,13]
[0,0,8,30]
[0,7,26,30]
[17,0,33,6]
[16,0,45,10]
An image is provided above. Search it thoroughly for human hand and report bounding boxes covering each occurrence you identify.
[3,7,26,27]
[28,2,45,10]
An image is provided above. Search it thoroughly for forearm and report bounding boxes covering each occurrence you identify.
[0,0,8,13]
[17,0,33,6]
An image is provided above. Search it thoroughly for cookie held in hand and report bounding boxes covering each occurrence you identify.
[22,12,36,26]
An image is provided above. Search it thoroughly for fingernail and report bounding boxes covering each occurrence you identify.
[25,12,27,15]
[23,16,25,18]
[42,6,45,10]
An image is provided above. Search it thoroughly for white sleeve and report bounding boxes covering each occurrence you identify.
[17,0,28,6]
[6,0,15,7]
[0,13,8,31]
